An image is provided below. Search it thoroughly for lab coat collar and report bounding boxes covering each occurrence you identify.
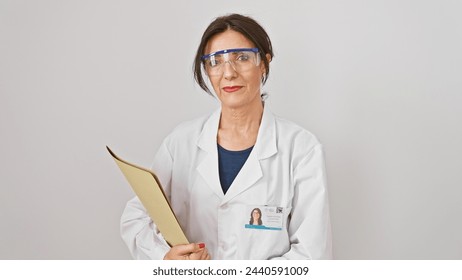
[196,106,277,204]
[253,106,278,160]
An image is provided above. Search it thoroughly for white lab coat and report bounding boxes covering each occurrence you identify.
[121,107,332,259]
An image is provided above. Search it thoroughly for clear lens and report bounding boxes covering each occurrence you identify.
[202,49,260,76]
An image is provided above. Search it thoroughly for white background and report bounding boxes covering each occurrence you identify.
[1,0,461,259]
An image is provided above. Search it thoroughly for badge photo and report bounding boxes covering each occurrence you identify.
[245,206,284,230]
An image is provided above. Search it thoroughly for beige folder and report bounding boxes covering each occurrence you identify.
[107,146,189,247]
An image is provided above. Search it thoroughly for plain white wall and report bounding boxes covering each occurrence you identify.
[1,0,461,259]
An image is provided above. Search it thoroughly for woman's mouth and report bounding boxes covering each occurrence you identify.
[222,86,243,93]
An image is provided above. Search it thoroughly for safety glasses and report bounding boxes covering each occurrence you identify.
[201,48,260,76]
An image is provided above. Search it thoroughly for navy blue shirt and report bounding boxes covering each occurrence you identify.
[217,144,253,194]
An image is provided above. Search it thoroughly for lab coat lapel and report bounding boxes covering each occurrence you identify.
[221,107,278,204]
[196,109,224,199]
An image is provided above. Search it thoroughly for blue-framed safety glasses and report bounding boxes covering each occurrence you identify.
[201,48,260,76]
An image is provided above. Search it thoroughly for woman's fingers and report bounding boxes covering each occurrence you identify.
[164,243,210,260]
[164,244,196,260]
[188,244,210,260]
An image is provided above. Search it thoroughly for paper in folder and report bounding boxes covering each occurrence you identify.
[107,146,189,247]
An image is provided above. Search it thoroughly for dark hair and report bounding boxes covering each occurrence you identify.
[249,208,263,225]
[193,14,274,95]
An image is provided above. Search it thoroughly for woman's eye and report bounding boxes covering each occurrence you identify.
[237,54,250,61]
[206,58,222,67]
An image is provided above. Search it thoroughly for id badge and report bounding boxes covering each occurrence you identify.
[244,205,284,230]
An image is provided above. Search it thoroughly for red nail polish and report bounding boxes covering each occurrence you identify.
[198,243,205,249]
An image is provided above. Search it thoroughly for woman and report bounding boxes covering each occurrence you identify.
[121,13,332,260]
[249,208,263,226]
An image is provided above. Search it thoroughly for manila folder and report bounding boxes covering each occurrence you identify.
[107,146,189,247]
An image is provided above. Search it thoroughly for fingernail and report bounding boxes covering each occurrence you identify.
[198,243,205,249]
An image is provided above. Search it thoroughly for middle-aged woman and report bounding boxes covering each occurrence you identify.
[121,13,332,260]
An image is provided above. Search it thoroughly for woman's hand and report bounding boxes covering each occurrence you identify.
[163,243,211,260]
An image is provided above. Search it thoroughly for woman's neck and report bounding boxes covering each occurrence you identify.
[217,102,263,151]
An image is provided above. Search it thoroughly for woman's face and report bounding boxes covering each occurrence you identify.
[204,29,266,110]
[252,210,260,221]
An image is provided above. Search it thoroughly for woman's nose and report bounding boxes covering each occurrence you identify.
[223,61,238,79]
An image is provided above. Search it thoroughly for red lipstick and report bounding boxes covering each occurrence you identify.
[222,86,243,93]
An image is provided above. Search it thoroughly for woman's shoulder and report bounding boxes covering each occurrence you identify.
[164,110,216,143]
[272,113,321,147]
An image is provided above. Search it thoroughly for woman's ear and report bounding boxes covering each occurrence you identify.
[260,53,272,75]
